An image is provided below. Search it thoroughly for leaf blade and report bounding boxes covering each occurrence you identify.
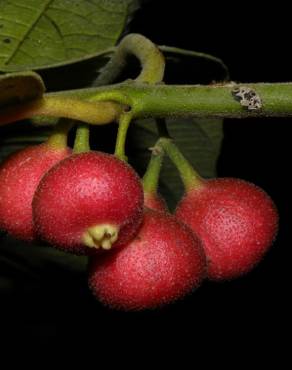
[0,0,139,71]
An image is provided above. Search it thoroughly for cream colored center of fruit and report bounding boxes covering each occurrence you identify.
[82,224,119,250]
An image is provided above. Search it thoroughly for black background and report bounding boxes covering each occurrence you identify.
[0,0,289,362]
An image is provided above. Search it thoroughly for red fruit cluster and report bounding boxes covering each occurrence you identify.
[0,143,278,311]
[0,146,144,254]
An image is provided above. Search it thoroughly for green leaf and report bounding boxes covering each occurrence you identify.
[0,71,44,107]
[0,0,139,72]
[128,118,223,210]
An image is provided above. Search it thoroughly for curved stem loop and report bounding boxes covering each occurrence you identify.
[96,33,165,85]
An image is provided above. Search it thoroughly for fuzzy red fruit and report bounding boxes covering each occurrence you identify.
[33,151,144,255]
[175,178,278,281]
[88,208,206,311]
[144,192,168,212]
[0,143,71,241]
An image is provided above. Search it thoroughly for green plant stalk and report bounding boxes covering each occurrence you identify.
[73,123,90,153]
[0,96,122,126]
[96,34,166,160]
[95,44,228,84]
[46,119,72,149]
[142,144,164,194]
[48,82,292,119]
[3,82,292,126]
[114,113,132,161]
[96,33,165,85]
[114,82,292,118]
[158,137,203,190]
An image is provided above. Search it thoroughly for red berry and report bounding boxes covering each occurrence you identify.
[175,178,278,281]
[88,208,206,311]
[0,143,71,241]
[33,151,144,255]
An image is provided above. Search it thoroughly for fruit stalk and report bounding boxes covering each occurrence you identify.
[73,123,90,153]
[158,137,203,190]
[142,144,164,195]
[142,140,168,212]
[114,112,132,161]
[46,119,72,150]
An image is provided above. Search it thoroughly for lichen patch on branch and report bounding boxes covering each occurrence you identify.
[232,86,262,111]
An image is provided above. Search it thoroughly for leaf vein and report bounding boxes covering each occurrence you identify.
[7,1,37,11]
[48,5,119,37]
[63,32,115,40]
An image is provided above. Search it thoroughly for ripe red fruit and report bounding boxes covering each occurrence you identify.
[0,143,71,241]
[175,178,278,281]
[33,151,144,255]
[88,208,206,311]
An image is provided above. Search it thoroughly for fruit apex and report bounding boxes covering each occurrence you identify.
[82,224,119,250]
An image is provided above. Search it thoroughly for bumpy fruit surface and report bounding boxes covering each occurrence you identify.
[175,178,278,281]
[0,143,71,241]
[33,151,144,254]
[88,208,206,311]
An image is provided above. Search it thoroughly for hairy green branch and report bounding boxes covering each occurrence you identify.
[2,82,292,126]
[51,81,292,119]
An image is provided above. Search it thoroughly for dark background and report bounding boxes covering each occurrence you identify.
[0,0,289,361]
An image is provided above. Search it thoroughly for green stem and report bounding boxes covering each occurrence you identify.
[0,96,122,127]
[158,137,203,190]
[87,82,292,119]
[73,123,90,153]
[95,33,165,85]
[114,113,132,161]
[46,119,72,149]
[94,34,166,161]
[4,82,292,127]
[142,143,164,194]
